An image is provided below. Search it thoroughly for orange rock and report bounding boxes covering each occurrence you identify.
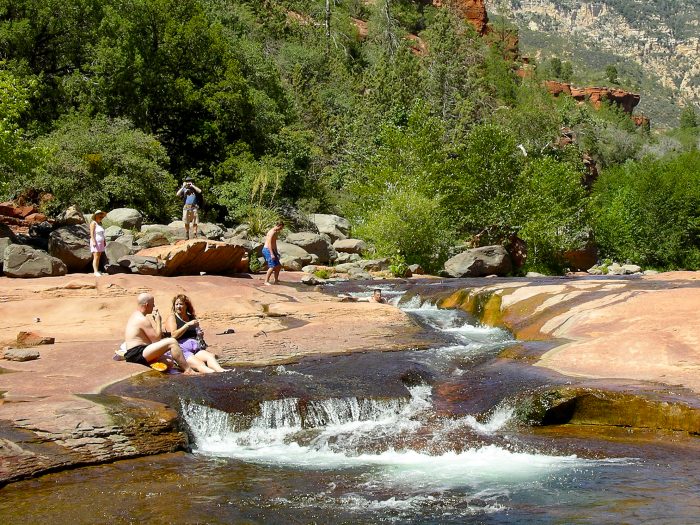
[16,331,55,347]
[434,0,488,35]
[136,239,249,276]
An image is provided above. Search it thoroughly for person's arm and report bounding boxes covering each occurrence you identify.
[90,221,96,245]
[164,314,198,340]
[143,309,163,343]
[191,184,201,193]
[176,185,185,197]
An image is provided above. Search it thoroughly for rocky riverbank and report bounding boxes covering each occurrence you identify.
[1,271,699,486]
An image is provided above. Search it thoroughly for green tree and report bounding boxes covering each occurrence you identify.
[680,106,698,129]
[605,64,618,84]
[0,68,43,196]
[28,115,176,220]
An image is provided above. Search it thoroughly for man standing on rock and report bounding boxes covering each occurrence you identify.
[123,293,196,374]
[176,176,202,240]
[263,221,284,286]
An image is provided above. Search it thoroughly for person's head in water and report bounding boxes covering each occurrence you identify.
[372,289,383,302]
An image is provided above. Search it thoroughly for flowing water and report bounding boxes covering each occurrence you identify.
[2,286,700,524]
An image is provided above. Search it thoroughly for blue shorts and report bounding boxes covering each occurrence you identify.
[262,247,280,268]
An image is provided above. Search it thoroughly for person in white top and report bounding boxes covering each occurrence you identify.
[90,210,107,276]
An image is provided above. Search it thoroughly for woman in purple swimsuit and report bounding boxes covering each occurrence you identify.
[164,294,225,373]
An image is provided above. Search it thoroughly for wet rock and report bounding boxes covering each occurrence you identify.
[3,348,40,361]
[16,331,55,346]
[3,244,67,278]
[48,224,92,272]
[514,387,700,434]
[104,208,142,230]
[443,246,512,278]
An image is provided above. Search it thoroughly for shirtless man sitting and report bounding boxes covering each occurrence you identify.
[123,293,196,374]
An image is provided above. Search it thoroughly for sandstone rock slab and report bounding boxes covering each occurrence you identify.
[136,239,248,276]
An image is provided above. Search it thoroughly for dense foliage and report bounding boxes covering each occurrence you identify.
[1,0,699,273]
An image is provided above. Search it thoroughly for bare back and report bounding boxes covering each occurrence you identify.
[124,311,157,349]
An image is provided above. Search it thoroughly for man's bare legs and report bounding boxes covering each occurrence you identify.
[142,337,197,374]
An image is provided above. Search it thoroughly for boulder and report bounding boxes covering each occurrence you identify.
[348,267,373,280]
[0,201,37,219]
[104,225,125,241]
[2,348,40,362]
[56,205,86,226]
[104,208,142,230]
[117,255,164,276]
[17,331,55,346]
[284,232,336,263]
[136,239,248,276]
[48,224,92,272]
[135,231,170,248]
[408,264,425,275]
[334,262,361,273]
[301,274,325,286]
[0,237,12,271]
[563,243,598,272]
[166,221,224,240]
[28,221,53,239]
[114,234,135,249]
[334,252,361,264]
[0,222,18,243]
[104,241,131,267]
[309,213,351,242]
[358,258,391,272]
[607,263,642,276]
[333,238,367,255]
[443,245,512,278]
[277,241,313,271]
[3,244,67,278]
[225,224,250,239]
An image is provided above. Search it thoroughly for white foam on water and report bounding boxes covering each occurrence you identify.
[183,386,610,492]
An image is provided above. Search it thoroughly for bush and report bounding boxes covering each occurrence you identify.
[27,115,177,221]
[355,189,454,273]
[591,152,700,269]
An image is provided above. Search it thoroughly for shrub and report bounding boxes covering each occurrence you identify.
[591,152,700,269]
[354,189,454,273]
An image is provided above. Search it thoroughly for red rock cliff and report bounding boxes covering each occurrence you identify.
[546,81,641,114]
[433,0,488,35]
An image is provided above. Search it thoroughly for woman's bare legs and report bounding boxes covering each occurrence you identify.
[92,252,102,275]
[187,355,216,373]
[197,350,226,372]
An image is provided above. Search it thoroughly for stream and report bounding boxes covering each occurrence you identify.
[1,285,699,524]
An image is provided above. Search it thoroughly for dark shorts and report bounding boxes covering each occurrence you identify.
[262,247,280,268]
[124,344,150,367]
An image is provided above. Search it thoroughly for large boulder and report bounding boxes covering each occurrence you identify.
[334,252,361,264]
[309,213,351,242]
[333,238,367,255]
[443,245,512,278]
[104,225,125,241]
[166,221,224,240]
[0,223,18,243]
[56,205,86,226]
[358,258,391,272]
[48,224,92,272]
[3,244,67,278]
[135,231,170,248]
[104,241,131,266]
[104,208,142,230]
[563,243,598,272]
[0,237,12,271]
[117,255,164,275]
[136,239,248,276]
[277,241,313,271]
[284,232,336,264]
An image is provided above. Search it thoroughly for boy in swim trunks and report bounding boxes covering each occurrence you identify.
[262,221,284,286]
[123,293,196,374]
